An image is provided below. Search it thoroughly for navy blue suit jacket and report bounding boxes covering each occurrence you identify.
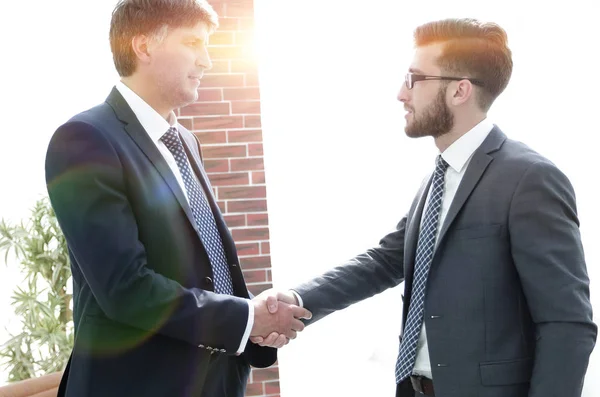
[45,88,276,397]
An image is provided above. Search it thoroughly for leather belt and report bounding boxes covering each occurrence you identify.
[410,375,435,396]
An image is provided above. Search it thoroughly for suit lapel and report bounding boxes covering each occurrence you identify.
[105,88,198,233]
[434,126,507,251]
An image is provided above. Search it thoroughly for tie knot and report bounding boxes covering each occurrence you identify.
[435,155,449,174]
[161,127,181,151]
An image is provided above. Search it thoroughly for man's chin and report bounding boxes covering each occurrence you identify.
[405,126,427,138]
[177,92,198,109]
[188,88,199,101]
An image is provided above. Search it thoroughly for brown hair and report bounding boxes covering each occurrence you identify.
[414,18,513,111]
[110,0,219,77]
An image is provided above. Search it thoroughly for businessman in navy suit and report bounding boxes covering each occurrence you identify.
[256,18,596,397]
[45,1,310,396]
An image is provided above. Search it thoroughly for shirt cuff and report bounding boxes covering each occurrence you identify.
[236,299,254,354]
[290,290,303,308]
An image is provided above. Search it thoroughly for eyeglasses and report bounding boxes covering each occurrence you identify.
[405,73,485,90]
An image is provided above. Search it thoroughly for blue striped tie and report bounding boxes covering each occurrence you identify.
[395,155,449,383]
[161,127,234,295]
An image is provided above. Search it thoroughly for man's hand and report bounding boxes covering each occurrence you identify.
[250,289,310,348]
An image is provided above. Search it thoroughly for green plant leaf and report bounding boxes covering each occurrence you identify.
[0,197,73,382]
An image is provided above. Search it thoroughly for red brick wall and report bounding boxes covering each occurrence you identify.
[178,1,280,396]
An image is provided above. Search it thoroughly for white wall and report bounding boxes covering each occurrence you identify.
[254,0,599,396]
[0,0,119,385]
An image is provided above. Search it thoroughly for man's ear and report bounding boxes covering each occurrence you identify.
[131,34,152,66]
[451,79,474,106]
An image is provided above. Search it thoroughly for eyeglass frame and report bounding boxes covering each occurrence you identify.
[405,72,485,90]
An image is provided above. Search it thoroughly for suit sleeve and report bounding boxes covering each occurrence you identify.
[508,160,596,397]
[294,217,407,324]
[45,121,249,353]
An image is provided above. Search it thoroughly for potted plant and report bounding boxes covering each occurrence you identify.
[0,197,72,382]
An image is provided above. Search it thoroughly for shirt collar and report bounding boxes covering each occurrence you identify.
[441,118,494,173]
[115,81,178,143]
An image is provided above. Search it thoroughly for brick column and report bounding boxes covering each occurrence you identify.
[178,1,280,396]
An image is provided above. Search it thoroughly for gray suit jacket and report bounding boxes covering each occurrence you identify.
[294,126,596,397]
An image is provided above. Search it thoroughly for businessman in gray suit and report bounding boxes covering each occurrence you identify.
[253,18,596,397]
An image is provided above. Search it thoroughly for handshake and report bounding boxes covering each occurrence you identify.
[249,289,312,349]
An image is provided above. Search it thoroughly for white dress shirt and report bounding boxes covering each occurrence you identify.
[412,118,494,378]
[116,82,253,354]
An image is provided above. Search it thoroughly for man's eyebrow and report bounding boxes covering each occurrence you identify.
[408,67,425,74]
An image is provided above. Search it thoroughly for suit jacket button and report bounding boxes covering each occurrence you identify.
[204,277,213,285]
[231,263,238,268]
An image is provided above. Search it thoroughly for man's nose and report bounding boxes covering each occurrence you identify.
[197,50,212,71]
[397,84,409,102]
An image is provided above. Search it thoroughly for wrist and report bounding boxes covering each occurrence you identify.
[289,290,302,307]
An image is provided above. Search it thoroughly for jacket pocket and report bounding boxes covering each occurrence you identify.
[479,357,533,386]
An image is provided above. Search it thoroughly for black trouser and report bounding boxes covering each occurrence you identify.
[396,378,415,397]
[396,377,434,397]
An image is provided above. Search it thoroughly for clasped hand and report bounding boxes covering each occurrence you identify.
[250,289,311,348]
